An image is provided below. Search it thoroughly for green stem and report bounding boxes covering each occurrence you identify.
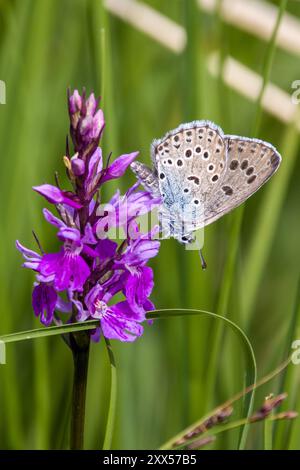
[264,417,273,450]
[103,338,117,450]
[70,331,91,450]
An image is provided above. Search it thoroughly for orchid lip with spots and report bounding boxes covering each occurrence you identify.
[16,89,160,342]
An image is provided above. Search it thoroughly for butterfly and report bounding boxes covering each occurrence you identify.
[130,120,281,257]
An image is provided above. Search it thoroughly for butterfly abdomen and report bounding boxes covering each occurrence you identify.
[130,161,160,196]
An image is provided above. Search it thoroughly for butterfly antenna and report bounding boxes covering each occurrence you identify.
[199,249,207,270]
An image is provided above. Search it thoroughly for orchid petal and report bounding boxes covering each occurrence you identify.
[33,184,82,209]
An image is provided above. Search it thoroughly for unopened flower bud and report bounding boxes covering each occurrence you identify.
[68,89,105,159]
[71,155,85,176]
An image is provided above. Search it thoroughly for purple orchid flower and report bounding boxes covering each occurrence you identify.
[121,266,155,315]
[16,240,42,271]
[95,185,161,238]
[32,283,58,326]
[72,284,144,342]
[114,226,160,266]
[82,147,141,201]
[33,184,83,209]
[16,89,161,343]
[101,152,139,184]
[38,214,93,292]
[16,241,72,325]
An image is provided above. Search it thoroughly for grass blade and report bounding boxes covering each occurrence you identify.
[102,338,117,450]
[242,119,300,325]
[160,357,290,450]
[264,418,273,450]
[252,0,288,136]
[274,275,300,449]
[147,308,257,449]
[0,320,99,344]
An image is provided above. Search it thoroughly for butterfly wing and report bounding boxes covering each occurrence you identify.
[130,123,282,241]
[151,121,228,240]
[203,136,281,226]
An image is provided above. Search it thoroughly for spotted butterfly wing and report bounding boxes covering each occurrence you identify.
[203,136,281,226]
[150,121,227,240]
[131,121,281,242]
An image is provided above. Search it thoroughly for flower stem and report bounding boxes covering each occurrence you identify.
[70,331,90,450]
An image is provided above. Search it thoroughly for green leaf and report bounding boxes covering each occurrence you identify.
[0,320,99,344]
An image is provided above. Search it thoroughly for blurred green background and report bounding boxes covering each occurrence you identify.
[0,0,300,450]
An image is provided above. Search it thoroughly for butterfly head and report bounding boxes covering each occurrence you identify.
[178,233,195,245]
